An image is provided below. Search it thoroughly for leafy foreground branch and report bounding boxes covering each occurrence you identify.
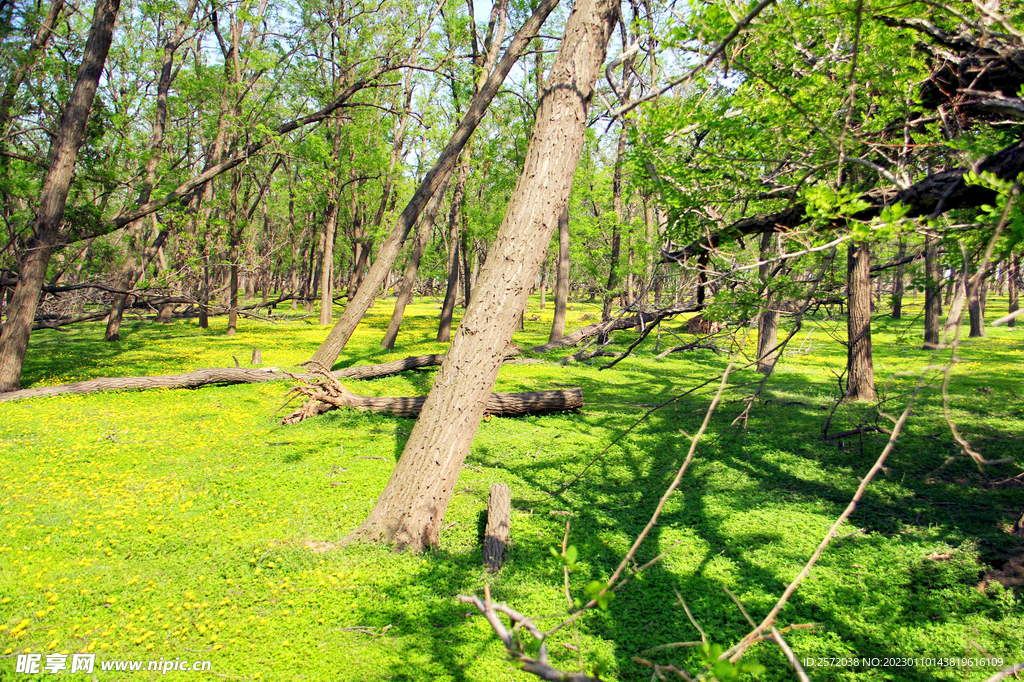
[460,322,1021,679]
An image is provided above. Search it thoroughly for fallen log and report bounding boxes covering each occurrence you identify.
[0,354,449,402]
[531,304,699,353]
[280,387,583,424]
[331,353,445,380]
[0,367,288,401]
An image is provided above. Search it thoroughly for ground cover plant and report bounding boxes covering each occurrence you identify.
[1,294,1021,681]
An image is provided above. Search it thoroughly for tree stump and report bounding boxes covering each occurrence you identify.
[483,483,511,573]
[251,349,262,365]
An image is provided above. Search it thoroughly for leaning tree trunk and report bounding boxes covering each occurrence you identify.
[756,232,778,372]
[923,233,942,349]
[104,0,196,342]
[318,201,340,325]
[105,226,166,341]
[891,236,905,319]
[941,268,969,343]
[382,187,447,350]
[438,149,470,342]
[548,204,571,343]
[0,0,120,393]
[308,0,559,369]
[344,0,617,551]
[846,241,876,402]
[1009,253,1019,328]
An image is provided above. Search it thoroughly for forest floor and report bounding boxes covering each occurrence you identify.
[1,294,1022,681]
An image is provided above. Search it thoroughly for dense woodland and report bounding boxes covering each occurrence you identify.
[1,0,1023,678]
[0,0,1021,382]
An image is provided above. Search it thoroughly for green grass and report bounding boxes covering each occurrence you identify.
[1,293,1022,681]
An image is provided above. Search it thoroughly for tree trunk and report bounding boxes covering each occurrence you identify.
[483,483,511,572]
[967,255,986,338]
[756,232,778,372]
[845,241,876,402]
[548,205,571,343]
[923,234,942,349]
[539,262,547,310]
[942,268,968,341]
[601,131,628,322]
[318,202,340,325]
[345,0,616,551]
[438,149,470,342]
[382,187,447,350]
[105,226,167,341]
[891,236,905,319]
[308,0,559,368]
[199,256,211,327]
[1009,253,1019,328]
[0,0,120,393]
[225,169,244,337]
[283,387,582,424]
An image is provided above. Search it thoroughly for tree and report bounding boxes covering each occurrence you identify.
[845,241,876,401]
[548,205,571,343]
[309,0,559,368]
[346,0,619,551]
[104,0,199,342]
[0,0,120,392]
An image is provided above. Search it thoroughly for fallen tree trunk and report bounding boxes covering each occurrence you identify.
[281,387,583,424]
[332,354,446,380]
[0,354,449,401]
[531,304,699,353]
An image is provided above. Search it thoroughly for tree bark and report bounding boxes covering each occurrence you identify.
[308,0,560,368]
[548,204,571,343]
[382,187,447,350]
[923,233,942,349]
[344,0,617,551]
[282,388,582,424]
[0,0,120,393]
[845,241,876,402]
